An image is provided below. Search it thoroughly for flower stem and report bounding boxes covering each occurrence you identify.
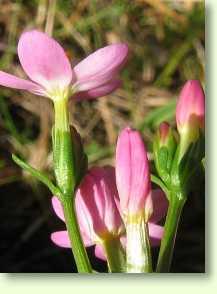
[103,238,126,273]
[62,198,92,273]
[156,196,185,273]
[126,219,152,273]
[52,97,92,273]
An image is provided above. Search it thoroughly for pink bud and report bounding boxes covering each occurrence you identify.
[176,80,205,134]
[159,122,170,144]
[75,166,124,242]
[115,127,152,219]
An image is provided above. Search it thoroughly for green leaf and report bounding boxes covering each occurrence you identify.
[12,154,62,199]
[151,174,170,198]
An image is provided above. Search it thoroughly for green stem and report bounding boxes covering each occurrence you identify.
[126,219,152,273]
[62,199,92,273]
[52,97,92,273]
[103,238,126,273]
[156,197,185,273]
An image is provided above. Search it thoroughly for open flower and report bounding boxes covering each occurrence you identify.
[51,166,168,261]
[0,30,128,101]
[51,166,124,259]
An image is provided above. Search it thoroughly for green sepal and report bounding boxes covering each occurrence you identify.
[153,123,177,187]
[12,154,63,200]
[170,132,205,198]
[70,126,88,189]
[52,127,75,197]
[52,125,88,196]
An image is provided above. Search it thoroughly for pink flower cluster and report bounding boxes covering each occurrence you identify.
[51,127,168,260]
[0,29,205,266]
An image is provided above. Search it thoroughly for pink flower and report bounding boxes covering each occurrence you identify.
[0,30,128,100]
[51,166,168,261]
[51,166,124,255]
[176,80,205,134]
[115,127,152,219]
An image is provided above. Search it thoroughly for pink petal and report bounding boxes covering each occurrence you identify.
[0,71,45,95]
[74,43,128,92]
[150,189,168,223]
[75,166,124,242]
[51,197,94,247]
[148,222,164,247]
[176,80,205,131]
[90,167,124,236]
[94,245,106,261]
[74,79,121,101]
[115,127,151,216]
[51,196,93,244]
[17,30,73,91]
[75,179,101,241]
[51,230,93,248]
[51,231,71,248]
[51,196,65,222]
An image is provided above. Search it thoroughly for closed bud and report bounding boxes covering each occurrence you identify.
[115,127,153,272]
[153,122,176,186]
[159,122,172,146]
[176,80,205,159]
[115,127,152,221]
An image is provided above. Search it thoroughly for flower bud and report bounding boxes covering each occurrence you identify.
[158,122,172,146]
[115,127,152,222]
[176,80,205,158]
[153,122,176,186]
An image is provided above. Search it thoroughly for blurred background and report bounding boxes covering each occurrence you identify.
[0,0,205,273]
